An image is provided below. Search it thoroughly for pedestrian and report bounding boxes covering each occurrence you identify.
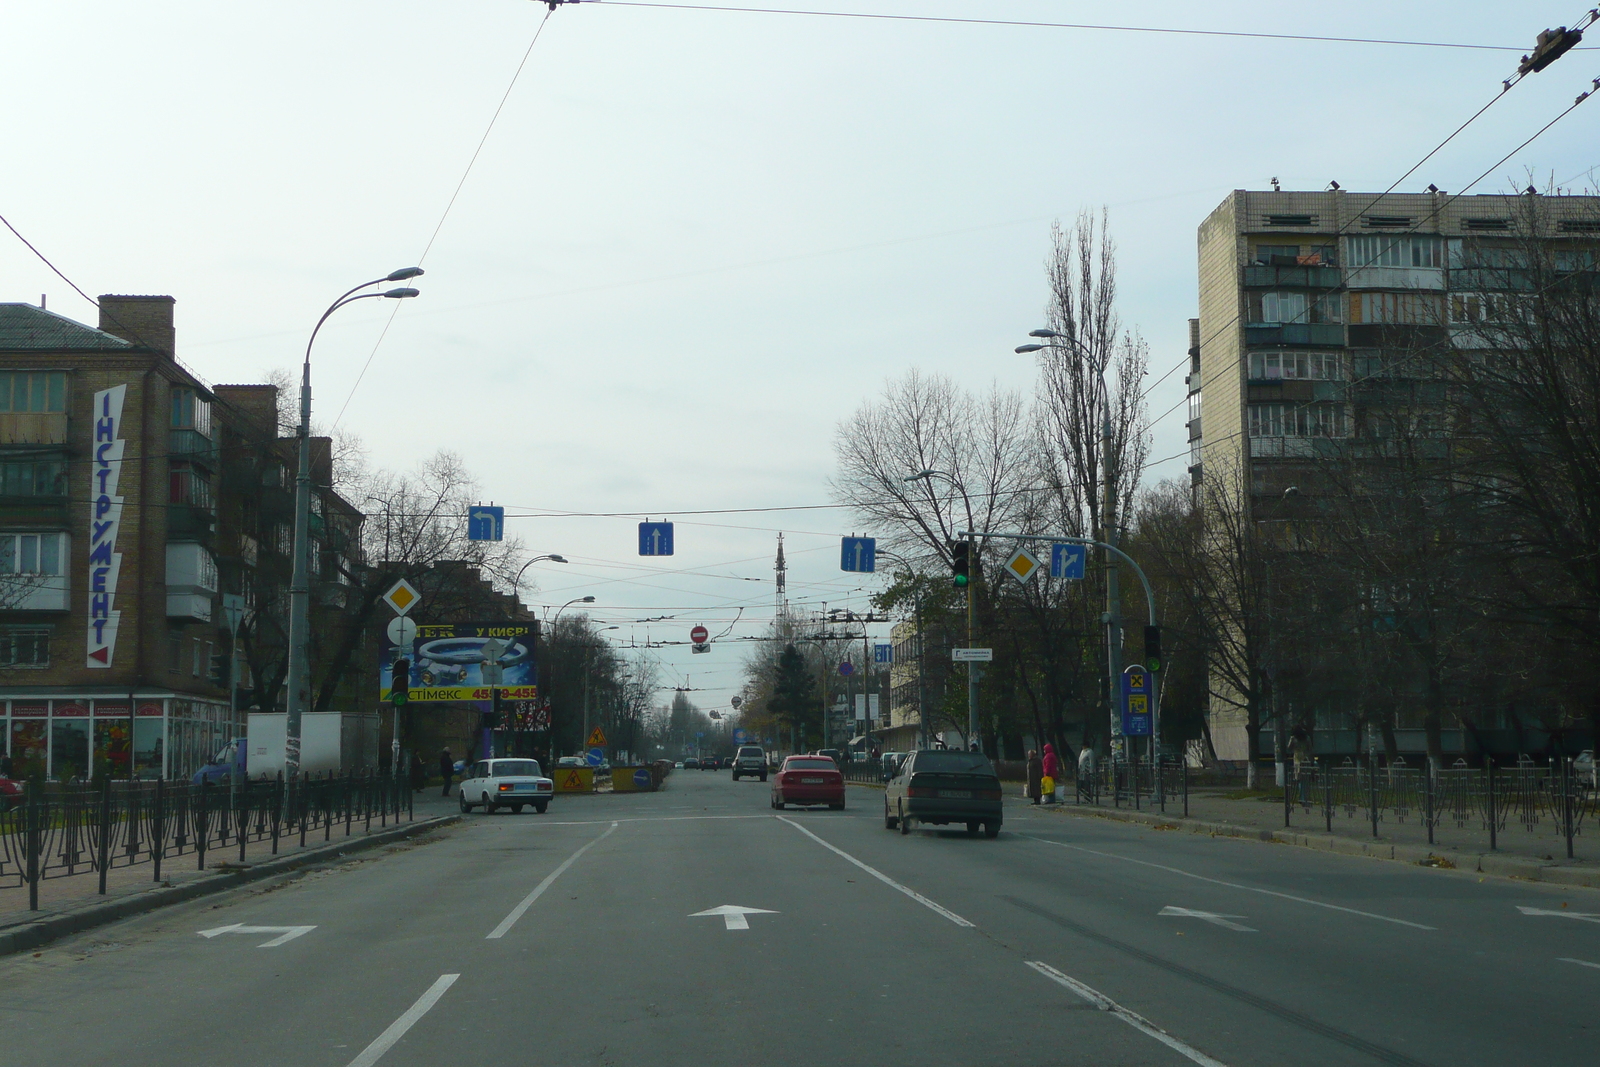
[1042,743,1061,804]
[409,751,427,793]
[0,753,12,778]
[1025,748,1043,805]
[439,747,454,797]
[1077,744,1096,800]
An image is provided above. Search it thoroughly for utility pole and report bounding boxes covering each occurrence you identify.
[1102,396,1123,761]
[966,533,979,751]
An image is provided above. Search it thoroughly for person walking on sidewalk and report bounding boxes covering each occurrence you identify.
[1025,749,1043,805]
[409,752,427,793]
[439,748,454,797]
[1042,743,1061,804]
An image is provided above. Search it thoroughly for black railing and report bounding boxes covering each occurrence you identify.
[0,772,411,911]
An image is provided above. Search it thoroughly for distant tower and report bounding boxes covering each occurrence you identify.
[774,532,788,620]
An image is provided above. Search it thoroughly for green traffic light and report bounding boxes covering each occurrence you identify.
[954,575,968,587]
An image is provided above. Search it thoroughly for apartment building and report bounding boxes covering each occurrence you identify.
[1190,188,1600,760]
[0,296,369,780]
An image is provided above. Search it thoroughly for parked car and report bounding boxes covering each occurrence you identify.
[732,745,768,782]
[771,755,845,810]
[0,774,21,813]
[879,751,906,782]
[813,748,844,767]
[684,757,700,769]
[458,758,554,814]
[556,756,584,769]
[1578,750,1596,787]
[884,749,1002,838]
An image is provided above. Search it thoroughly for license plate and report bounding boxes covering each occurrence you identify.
[940,789,972,799]
[512,784,535,792]
[802,777,825,784]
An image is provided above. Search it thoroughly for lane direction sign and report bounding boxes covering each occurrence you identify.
[1050,543,1086,580]
[840,536,876,573]
[638,521,674,556]
[1158,907,1256,932]
[691,904,778,931]
[587,747,604,767]
[468,505,505,542]
[873,642,893,665]
[199,923,318,947]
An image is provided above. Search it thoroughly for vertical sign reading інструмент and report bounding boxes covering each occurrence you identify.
[87,384,127,668]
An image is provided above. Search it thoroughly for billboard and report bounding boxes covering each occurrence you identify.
[380,622,538,703]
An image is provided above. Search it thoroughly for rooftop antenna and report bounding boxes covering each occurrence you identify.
[774,532,788,620]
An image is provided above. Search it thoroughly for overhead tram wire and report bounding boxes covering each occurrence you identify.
[332,6,560,430]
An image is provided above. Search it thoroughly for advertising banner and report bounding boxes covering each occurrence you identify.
[380,622,537,702]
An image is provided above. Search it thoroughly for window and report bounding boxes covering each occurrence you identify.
[1249,402,1345,438]
[1355,291,1443,325]
[1249,351,1343,381]
[1254,243,1301,265]
[0,453,67,497]
[170,387,212,437]
[1347,235,1444,269]
[169,462,213,508]
[1249,291,1342,324]
[1253,243,1337,266]
[0,532,65,576]
[0,372,67,413]
[192,639,202,677]
[0,627,50,668]
[1450,293,1518,323]
[168,631,182,673]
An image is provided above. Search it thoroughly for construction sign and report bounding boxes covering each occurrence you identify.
[557,767,594,793]
[587,726,608,748]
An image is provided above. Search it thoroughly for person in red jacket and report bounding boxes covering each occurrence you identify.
[1041,743,1061,804]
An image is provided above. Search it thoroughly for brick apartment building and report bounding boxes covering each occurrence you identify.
[0,295,374,781]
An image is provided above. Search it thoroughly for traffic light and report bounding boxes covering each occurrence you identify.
[1518,26,1582,75]
[391,658,410,705]
[207,653,229,687]
[1144,625,1162,672]
[950,540,971,588]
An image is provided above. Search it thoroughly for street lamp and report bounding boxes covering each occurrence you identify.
[285,268,422,781]
[875,549,930,752]
[902,468,980,751]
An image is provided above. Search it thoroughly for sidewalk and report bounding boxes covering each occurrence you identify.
[1019,785,1600,890]
[0,790,458,934]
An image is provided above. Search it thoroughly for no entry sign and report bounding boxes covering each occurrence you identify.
[690,625,709,643]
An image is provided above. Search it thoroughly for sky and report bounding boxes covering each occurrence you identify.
[4,1,1597,715]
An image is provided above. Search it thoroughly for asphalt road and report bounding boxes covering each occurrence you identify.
[3,769,1596,1066]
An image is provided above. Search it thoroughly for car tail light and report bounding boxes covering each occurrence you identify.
[498,783,512,791]
[906,786,937,798]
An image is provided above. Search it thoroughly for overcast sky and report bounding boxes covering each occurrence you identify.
[5,1,1595,714]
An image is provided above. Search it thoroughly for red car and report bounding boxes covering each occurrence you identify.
[770,755,845,810]
[0,775,22,813]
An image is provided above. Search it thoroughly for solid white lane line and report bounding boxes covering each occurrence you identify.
[1020,834,1435,931]
[776,816,974,927]
[1559,957,1600,970]
[1027,961,1230,1067]
[529,815,769,826]
[344,974,459,1067]
[486,821,618,939]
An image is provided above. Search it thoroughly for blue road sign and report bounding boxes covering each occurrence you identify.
[1050,543,1086,580]
[840,536,876,573]
[1120,664,1153,736]
[838,661,854,676]
[468,505,505,542]
[733,728,749,744]
[873,642,893,665]
[632,768,653,788]
[587,747,605,767]
[638,521,675,556]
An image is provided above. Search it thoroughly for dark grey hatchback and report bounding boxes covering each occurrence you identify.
[883,749,1003,838]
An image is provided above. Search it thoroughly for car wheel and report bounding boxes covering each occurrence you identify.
[459,793,472,813]
[966,820,980,836]
[775,798,785,810]
[534,801,549,814]
[898,801,911,835]
[983,821,1000,839]
[830,801,845,811]
[732,773,740,781]
[483,794,495,813]
[759,774,767,782]
[884,799,898,830]
[511,804,524,813]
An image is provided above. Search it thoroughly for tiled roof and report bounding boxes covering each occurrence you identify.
[0,303,134,352]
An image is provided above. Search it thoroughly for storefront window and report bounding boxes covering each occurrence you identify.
[94,718,132,778]
[52,719,89,780]
[134,715,165,779]
[9,719,46,778]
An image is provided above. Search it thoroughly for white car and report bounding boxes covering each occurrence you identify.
[458,758,554,814]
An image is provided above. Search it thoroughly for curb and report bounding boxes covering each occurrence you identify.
[1034,802,1600,890]
[0,814,461,959]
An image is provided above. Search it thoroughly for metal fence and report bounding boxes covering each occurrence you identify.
[0,772,411,912]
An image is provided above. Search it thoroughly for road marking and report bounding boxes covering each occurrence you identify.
[1027,961,1229,1067]
[526,815,770,826]
[776,815,973,927]
[198,923,317,947]
[1159,906,1256,932]
[1020,834,1434,930]
[691,904,778,930]
[1559,957,1600,970]
[344,973,459,1067]
[486,821,618,939]
[1519,905,1600,924]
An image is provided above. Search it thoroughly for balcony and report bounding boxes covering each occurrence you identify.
[166,542,217,621]
[1186,416,1201,442]
[1243,323,1345,347]
[1242,265,1343,289]
[1343,265,1444,290]
[168,429,218,464]
[166,504,215,543]
[0,573,69,612]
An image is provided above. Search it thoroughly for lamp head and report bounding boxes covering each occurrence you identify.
[547,554,568,564]
[1015,344,1044,354]
[903,470,935,482]
[1028,328,1062,339]
[581,595,596,603]
[386,267,425,282]
[381,287,420,299]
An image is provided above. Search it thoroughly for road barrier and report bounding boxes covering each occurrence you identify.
[609,767,657,793]
[554,767,595,793]
[0,771,411,912]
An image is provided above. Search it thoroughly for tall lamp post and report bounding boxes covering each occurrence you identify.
[542,596,595,763]
[500,554,566,758]
[875,550,929,752]
[1015,330,1125,759]
[904,469,980,750]
[285,269,421,780]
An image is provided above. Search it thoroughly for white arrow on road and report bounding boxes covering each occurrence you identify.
[1159,906,1256,932]
[690,905,777,931]
[199,923,317,947]
[1518,906,1600,924]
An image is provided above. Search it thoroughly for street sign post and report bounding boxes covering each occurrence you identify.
[386,615,418,650]
[840,536,876,573]
[587,726,608,748]
[1050,543,1086,580]
[638,521,675,556]
[952,648,993,663]
[1003,548,1041,584]
[381,579,421,616]
[690,625,708,643]
[838,661,854,676]
[1120,665,1153,736]
[467,505,505,542]
[873,642,893,665]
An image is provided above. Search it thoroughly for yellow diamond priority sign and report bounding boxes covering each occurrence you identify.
[382,578,421,616]
[1004,548,1041,585]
